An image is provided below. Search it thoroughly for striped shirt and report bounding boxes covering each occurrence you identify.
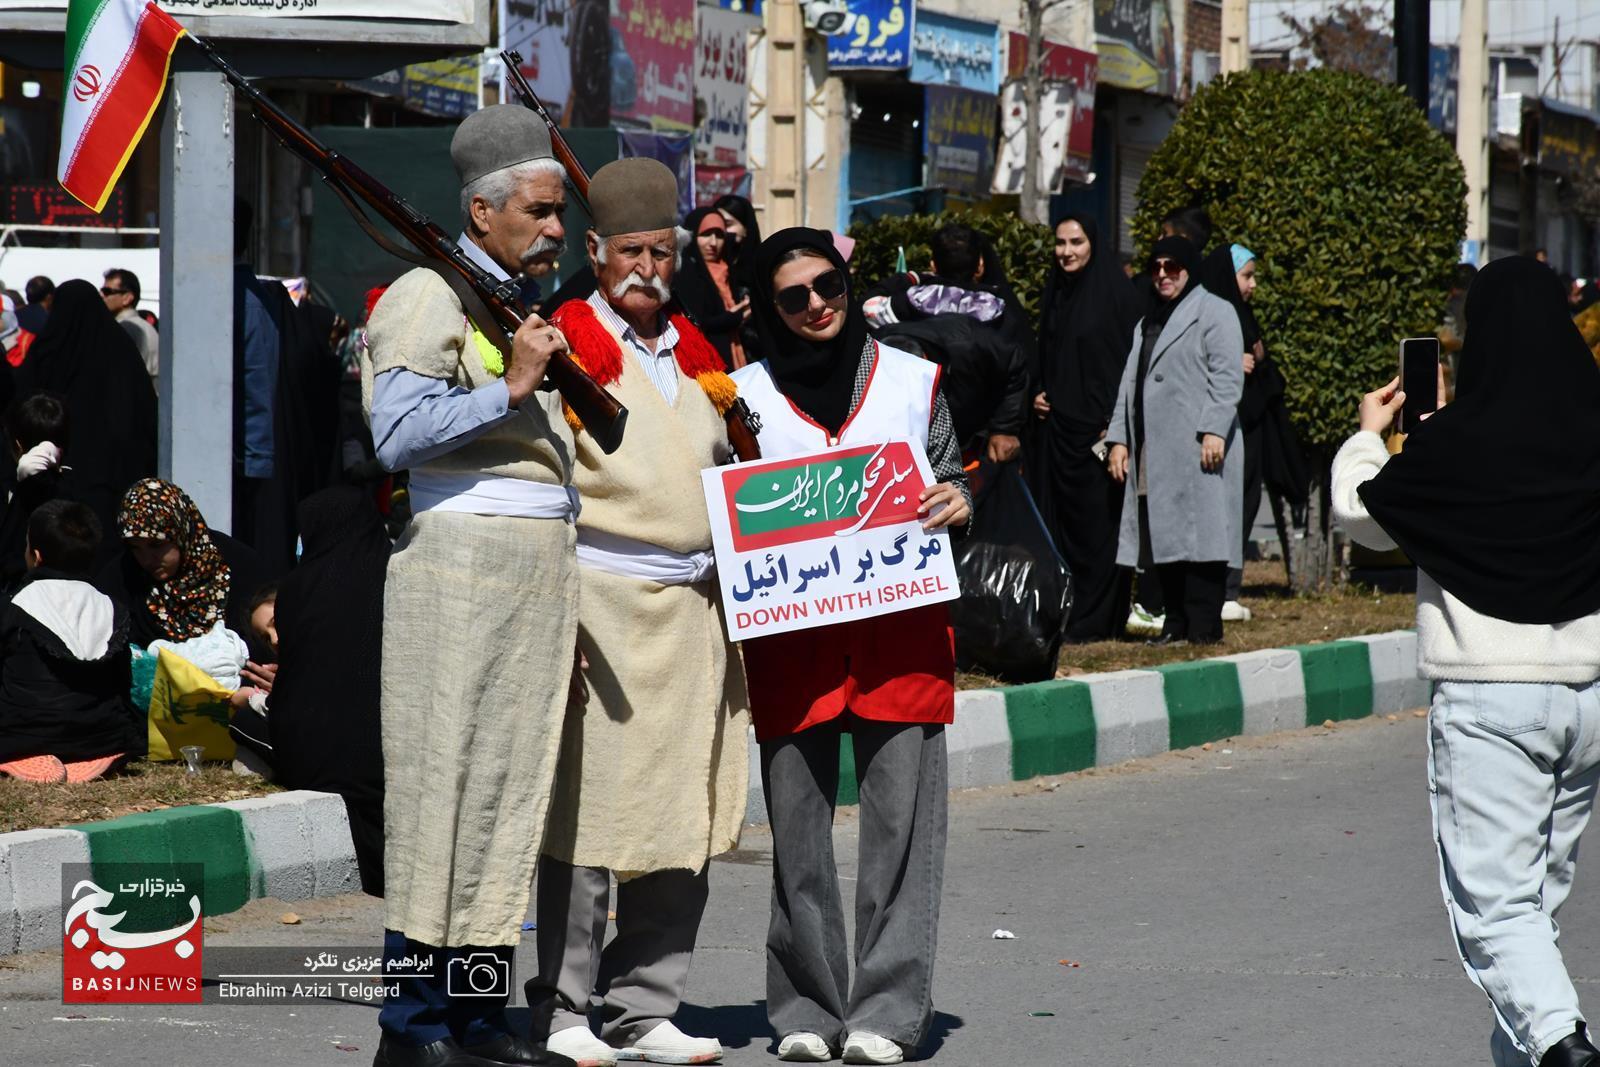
[587,290,680,405]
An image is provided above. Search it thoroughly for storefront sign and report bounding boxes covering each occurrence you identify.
[1537,99,1600,182]
[695,164,751,206]
[702,441,960,641]
[0,0,470,17]
[345,55,479,119]
[695,7,758,166]
[923,86,995,197]
[500,0,581,125]
[827,0,912,71]
[1004,31,1096,180]
[1093,0,1174,95]
[909,11,1000,95]
[613,0,696,130]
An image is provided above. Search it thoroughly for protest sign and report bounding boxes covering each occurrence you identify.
[702,441,960,641]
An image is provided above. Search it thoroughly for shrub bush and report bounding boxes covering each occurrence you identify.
[846,210,1055,322]
[1132,67,1466,451]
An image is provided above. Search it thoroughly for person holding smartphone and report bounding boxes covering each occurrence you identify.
[1332,256,1600,1067]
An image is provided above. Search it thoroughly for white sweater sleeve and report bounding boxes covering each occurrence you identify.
[1330,431,1399,552]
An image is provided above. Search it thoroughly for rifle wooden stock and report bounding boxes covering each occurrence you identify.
[188,33,628,455]
[500,50,762,461]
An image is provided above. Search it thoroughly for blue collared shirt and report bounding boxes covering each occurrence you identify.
[370,233,532,472]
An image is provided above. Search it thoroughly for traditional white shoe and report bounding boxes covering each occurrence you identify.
[548,1025,620,1067]
[1221,600,1253,622]
[777,1031,835,1062]
[841,1032,903,1065]
[616,1020,723,1064]
[1126,604,1165,637]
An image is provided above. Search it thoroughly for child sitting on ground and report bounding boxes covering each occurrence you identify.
[0,500,139,783]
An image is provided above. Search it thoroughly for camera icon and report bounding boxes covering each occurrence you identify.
[446,952,510,998]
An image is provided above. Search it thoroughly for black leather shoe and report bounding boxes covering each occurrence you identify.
[1542,1025,1600,1067]
[461,1034,576,1067]
[372,1034,501,1067]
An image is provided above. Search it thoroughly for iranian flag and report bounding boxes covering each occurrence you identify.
[58,0,186,212]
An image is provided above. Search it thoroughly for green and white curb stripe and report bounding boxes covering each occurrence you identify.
[742,629,1428,821]
[1,631,1426,956]
[0,791,359,955]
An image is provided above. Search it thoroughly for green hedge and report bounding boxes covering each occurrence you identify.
[846,210,1055,322]
[1132,68,1466,449]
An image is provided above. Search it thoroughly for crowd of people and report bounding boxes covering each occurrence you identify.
[6,96,1597,1067]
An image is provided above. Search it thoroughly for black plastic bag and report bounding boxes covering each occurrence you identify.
[950,459,1073,683]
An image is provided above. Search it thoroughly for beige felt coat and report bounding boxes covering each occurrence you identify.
[365,267,579,947]
[541,312,750,878]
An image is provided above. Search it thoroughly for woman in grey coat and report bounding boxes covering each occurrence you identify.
[1106,235,1244,644]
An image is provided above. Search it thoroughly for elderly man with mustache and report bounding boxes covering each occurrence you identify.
[526,158,751,1067]
[362,105,581,1067]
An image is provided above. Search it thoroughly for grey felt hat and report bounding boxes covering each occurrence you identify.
[588,158,680,237]
[450,105,556,187]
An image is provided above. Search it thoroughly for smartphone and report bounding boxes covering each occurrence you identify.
[1398,337,1440,434]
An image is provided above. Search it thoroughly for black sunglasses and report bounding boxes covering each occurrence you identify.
[774,269,847,315]
[100,286,127,296]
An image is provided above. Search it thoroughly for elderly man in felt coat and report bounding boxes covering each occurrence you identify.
[525,158,750,1067]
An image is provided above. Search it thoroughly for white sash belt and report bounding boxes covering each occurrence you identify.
[409,470,581,523]
[576,528,714,585]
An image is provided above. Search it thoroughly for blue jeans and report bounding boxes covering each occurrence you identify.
[377,930,517,1047]
[1430,681,1600,1065]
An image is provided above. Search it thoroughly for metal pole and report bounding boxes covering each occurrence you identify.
[1220,0,1249,74]
[158,69,236,532]
[1456,0,1489,260]
[1395,0,1430,110]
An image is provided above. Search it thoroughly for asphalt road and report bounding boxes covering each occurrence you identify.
[5,712,1591,1066]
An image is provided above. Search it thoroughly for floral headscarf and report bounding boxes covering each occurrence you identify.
[118,478,231,640]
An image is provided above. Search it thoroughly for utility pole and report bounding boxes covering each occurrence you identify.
[1394,0,1430,110]
[1456,0,1489,262]
[1220,0,1249,74]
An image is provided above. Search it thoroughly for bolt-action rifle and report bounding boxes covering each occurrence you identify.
[187,32,629,454]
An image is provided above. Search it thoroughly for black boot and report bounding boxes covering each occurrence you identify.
[1542,1024,1600,1067]
[461,1034,576,1067]
[371,1034,501,1067]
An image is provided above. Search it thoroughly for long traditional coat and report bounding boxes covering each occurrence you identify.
[1107,285,1245,568]
[539,299,749,878]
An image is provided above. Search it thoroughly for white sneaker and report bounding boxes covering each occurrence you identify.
[1221,600,1253,622]
[841,1031,904,1065]
[616,1020,723,1064]
[777,1032,835,1062]
[548,1025,620,1067]
[1126,603,1165,637]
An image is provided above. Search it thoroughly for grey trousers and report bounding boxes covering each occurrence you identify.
[760,716,947,1050]
[527,856,710,1046]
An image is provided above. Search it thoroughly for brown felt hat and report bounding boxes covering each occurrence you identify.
[588,158,679,237]
[451,105,555,187]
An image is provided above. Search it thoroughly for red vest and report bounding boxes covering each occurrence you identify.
[730,343,955,740]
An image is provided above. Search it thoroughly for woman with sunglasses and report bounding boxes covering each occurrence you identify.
[1105,235,1244,645]
[729,228,970,1065]
[675,206,752,370]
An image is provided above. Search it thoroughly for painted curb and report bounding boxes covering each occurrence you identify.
[0,631,1426,956]
[0,790,354,955]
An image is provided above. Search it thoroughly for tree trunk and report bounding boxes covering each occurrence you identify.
[1290,450,1337,593]
[1019,1,1047,225]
